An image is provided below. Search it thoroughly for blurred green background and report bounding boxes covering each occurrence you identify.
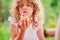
[0,0,60,40]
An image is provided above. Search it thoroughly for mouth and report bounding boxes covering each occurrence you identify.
[22,11,27,16]
[23,11,27,13]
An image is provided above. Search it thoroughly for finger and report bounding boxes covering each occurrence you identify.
[19,16,26,26]
[24,19,27,27]
[26,20,28,27]
[18,19,22,26]
[24,20,26,27]
[18,19,23,29]
[20,20,26,30]
[26,19,30,27]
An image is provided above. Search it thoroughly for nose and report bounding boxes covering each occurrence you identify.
[22,5,27,10]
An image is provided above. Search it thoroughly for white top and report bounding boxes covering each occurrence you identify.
[23,24,39,40]
[8,16,44,40]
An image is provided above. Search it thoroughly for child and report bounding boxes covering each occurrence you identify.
[8,0,45,40]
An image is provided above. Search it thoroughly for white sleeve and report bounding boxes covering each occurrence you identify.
[36,18,44,33]
[38,18,44,26]
[8,16,18,27]
[8,16,21,40]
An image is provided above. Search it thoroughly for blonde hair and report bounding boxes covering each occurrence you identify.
[10,0,45,27]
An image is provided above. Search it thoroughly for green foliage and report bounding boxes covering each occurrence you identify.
[51,0,58,7]
[46,37,54,40]
[2,0,11,22]
[0,22,10,40]
[42,0,59,29]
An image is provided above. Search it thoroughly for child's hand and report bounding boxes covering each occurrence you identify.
[18,16,31,31]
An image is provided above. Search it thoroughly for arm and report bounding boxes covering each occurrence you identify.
[9,16,30,40]
[9,16,26,40]
[16,17,30,40]
[10,24,19,40]
[16,30,25,40]
[37,26,45,40]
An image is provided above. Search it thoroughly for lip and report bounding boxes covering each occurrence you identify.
[23,11,27,13]
[22,11,27,16]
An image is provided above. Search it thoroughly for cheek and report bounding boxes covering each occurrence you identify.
[28,10,33,16]
[28,8,33,15]
[19,8,23,14]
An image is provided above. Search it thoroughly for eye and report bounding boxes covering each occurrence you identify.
[27,4,31,6]
[18,3,24,8]
[19,4,24,8]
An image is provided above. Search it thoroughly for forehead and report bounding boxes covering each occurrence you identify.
[19,0,33,4]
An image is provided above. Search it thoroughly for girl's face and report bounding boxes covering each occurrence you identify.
[19,0,33,17]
